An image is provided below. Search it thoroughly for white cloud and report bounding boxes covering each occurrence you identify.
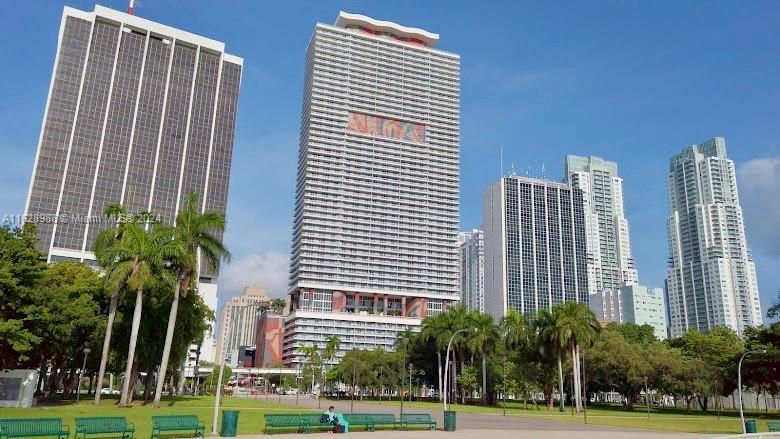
[738,157,780,258]
[217,251,289,301]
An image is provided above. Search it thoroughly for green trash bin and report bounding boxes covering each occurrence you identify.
[220,410,240,437]
[443,410,456,431]
[745,419,757,434]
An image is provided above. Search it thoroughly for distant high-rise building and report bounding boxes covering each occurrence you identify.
[484,176,589,320]
[284,12,460,366]
[216,285,270,362]
[666,138,762,336]
[590,284,668,340]
[565,155,638,296]
[458,229,485,312]
[24,5,243,366]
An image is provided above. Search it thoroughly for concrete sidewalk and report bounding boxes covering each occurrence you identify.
[236,429,712,438]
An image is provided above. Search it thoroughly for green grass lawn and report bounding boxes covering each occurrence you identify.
[0,395,317,437]
[369,399,780,434]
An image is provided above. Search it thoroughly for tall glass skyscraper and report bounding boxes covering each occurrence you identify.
[284,12,460,366]
[565,155,638,296]
[666,138,762,336]
[483,176,589,320]
[24,5,243,364]
[458,229,485,312]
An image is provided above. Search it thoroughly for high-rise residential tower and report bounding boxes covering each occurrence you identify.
[24,5,243,364]
[284,12,460,366]
[666,138,762,336]
[458,229,485,312]
[565,155,638,296]
[483,175,589,320]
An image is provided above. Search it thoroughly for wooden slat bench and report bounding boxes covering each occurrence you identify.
[399,413,436,430]
[0,418,70,439]
[264,414,303,434]
[151,415,204,438]
[75,417,134,439]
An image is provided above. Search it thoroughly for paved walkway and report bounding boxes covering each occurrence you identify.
[248,395,714,438]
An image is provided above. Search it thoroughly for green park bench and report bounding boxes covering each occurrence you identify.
[0,418,70,439]
[151,415,204,438]
[299,414,333,433]
[264,414,304,434]
[75,416,134,439]
[343,414,368,431]
[366,414,398,430]
[768,421,780,432]
[399,413,437,430]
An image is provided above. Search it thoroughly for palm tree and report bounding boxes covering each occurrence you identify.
[501,309,529,350]
[536,307,566,412]
[104,222,179,406]
[552,301,600,412]
[467,311,498,405]
[153,192,230,407]
[270,298,287,314]
[420,314,448,401]
[92,203,129,405]
[323,335,341,394]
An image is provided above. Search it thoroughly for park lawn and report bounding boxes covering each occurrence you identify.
[370,399,780,434]
[0,395,317,437]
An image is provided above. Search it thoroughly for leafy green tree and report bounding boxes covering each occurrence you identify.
[767,290,780,319]
[586,326,649,409]
[612,322,657,345]
[0,224,46,368]
[154,192,230,407]
[457,365,478,398]
[270,298,286,314]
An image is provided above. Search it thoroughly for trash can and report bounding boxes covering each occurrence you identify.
[745,419,757,434]
[443,410,456,431]
[220,410,240,437]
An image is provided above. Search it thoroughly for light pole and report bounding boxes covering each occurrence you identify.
[350,352,357,414]
[739,349,767,434]
[644,376,649,419]
[408,363,413,405]
[443,328,473,411]
[76,348,91,402]
[401,338,407,415]
[212,304,258,436]
[379,366,384,404]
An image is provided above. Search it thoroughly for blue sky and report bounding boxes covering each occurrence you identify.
[1,1,778,318]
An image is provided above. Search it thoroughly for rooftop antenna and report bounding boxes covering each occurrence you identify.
[128,0,135,15]
[541,162,546,180]
[510,162,517,177]
[526,166,530,176]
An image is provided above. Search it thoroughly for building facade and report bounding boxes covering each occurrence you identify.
[666,138,762,337]
[590,285,668,340]
[565,155,638,295]
[284,12,460,366]
[484,175,589,320]
[216,285,270,363]
[458,229,485,312]
[24,5,243,365]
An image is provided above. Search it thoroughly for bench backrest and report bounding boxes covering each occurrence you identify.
[76,417,128,432]
[768,421,780,432]
[343,414,367,424]
[365,414,396,424]
[264,414,301,426]
[400,413,433,423]
[152,415,201,429]
[300,414,326,424]
[0,418,64,435]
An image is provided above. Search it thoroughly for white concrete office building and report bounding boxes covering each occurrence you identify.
[284,12,460,366]
[483,176,589,320]
[459,229,485,312]
[215,285,270,363]
[24,5,243,366]
[590,285,668,340]
[666,138,762,337]
[565,155,638,296]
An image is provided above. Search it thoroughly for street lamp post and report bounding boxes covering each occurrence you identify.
[379,366,383,404]
[408,363,413,405]
[644,376,649,419]
[76,348,91,402]
[739,349,767,434]
[350,353,357,414]
[443,328,473,411]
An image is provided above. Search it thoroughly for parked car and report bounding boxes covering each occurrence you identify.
[100,388,120,395]
[285,389,298,395]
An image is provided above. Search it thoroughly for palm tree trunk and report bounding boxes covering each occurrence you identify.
[94,290,119,405]
[571,342,581,412]
[153,280,182,407]
[481,356,487,406]
[120,287,144,407]
[437,351,442,402]
[557,354,565,412]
